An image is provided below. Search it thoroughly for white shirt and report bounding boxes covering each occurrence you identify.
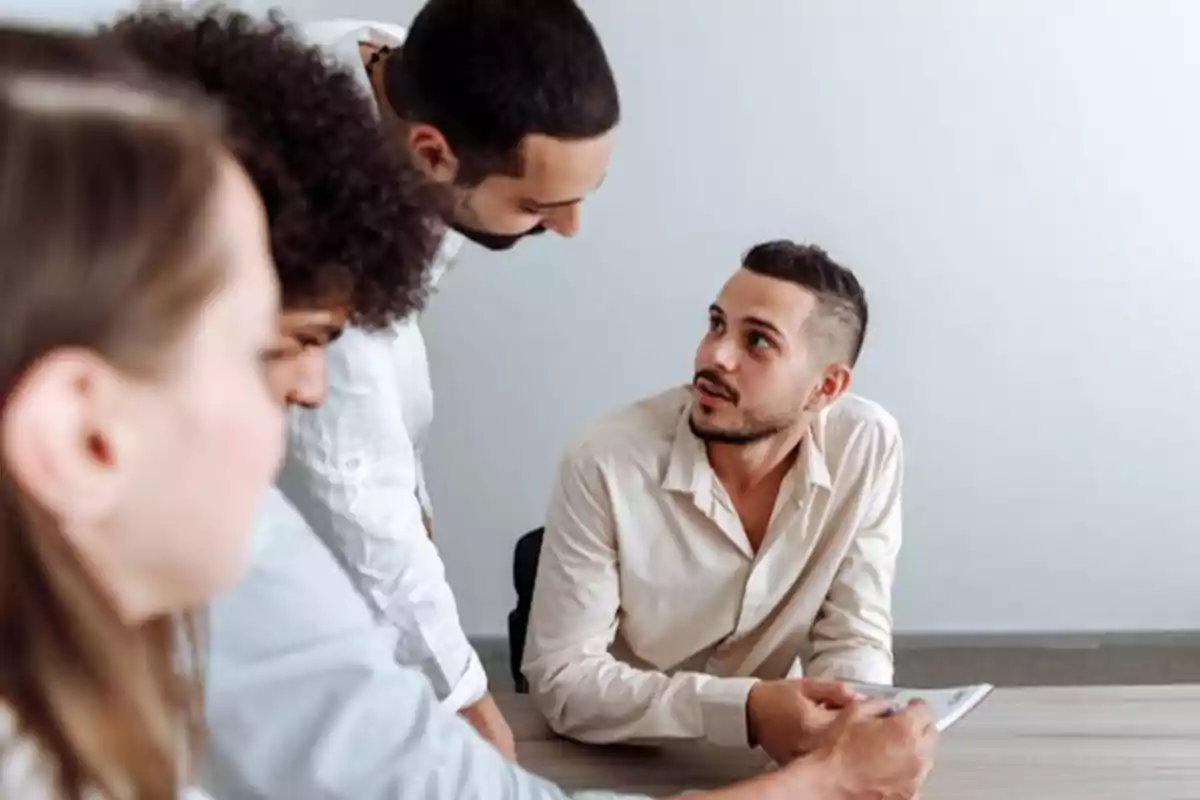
[523,386,902,749]
[276,20,487,711]
[201,489,639,800]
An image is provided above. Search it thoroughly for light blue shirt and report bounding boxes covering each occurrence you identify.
[200,488,639,800]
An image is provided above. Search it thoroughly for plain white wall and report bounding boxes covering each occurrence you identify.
[413,0,1200,636]
[7,1,1199,636]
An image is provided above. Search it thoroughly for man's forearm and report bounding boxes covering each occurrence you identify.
[527,659,757,748]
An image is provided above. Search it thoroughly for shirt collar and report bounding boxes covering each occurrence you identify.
[797,414,833,493]
[662,398,712,497]
[662,394,833,501]
[427,228,465,289]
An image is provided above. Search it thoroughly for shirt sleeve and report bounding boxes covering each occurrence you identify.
[201,492,641,800]
[522,447,759,750]
[807,430,903,686]
[276,328,487,710]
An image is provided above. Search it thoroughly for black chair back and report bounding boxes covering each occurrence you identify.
[507,527,544,692]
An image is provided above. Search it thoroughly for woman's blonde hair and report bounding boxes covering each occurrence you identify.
[0,26,231,800]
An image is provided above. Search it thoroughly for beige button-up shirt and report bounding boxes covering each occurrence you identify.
[522,386,902,749]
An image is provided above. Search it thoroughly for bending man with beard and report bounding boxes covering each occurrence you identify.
[524,241,907,767]
[289,0,618,755]
[113,0,619,759]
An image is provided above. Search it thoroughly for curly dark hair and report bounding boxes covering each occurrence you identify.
[742,240,869,366]
[103,5,443,329]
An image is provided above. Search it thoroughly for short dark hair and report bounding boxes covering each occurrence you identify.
[105,5,442,329]
[742,240,869,366]
[386,0,620,185]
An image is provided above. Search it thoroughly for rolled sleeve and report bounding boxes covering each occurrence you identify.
[276,328,484,708]
[808,429,903,686]
[443,649,489,711]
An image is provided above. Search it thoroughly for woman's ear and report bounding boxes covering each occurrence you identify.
[2,350,128,528]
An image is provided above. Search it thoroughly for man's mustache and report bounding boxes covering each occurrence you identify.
[693,370,739,404]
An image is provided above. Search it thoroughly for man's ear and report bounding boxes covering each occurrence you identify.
[1,350,127,528]
[406,123,459,183]
[804,363,852,414]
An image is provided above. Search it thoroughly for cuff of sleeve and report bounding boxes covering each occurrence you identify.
[697,676,759,748]
[441,647,489,711]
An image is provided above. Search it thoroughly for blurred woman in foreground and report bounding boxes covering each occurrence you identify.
[0,27,283,799]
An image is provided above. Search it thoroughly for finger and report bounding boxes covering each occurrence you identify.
[798,679,860,706]
[897,699,936,730]
[829,700,878,732]
[846,698,894,721]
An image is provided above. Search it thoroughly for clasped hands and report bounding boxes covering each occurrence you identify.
[746,678,937,797]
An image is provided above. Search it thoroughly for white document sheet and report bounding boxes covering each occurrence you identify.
[847,682,994,731]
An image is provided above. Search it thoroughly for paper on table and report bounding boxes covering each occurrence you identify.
[846,682,994,732]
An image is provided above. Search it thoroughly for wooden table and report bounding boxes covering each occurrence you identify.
[499,685,1200,799]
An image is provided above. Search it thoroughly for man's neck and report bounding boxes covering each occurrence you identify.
[706,422,808,496]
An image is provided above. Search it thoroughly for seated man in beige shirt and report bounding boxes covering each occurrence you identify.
[523,240,902,767]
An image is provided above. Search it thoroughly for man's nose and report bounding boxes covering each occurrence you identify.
[709,336,740,372]
[286,349,327,408]
[545,204,581,237]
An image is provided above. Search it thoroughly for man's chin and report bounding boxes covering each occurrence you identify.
[688,414,740,443]
[689,413,780,446]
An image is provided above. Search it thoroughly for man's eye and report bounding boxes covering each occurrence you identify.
[748,332,771,350]
[708,317,724,334]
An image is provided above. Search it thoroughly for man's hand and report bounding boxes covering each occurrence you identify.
[807,698,938,799]
[746,679,861,764]
[669,699,935,800]
[458,693,517,761]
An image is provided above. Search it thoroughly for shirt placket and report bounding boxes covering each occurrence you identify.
[716,476,806,643]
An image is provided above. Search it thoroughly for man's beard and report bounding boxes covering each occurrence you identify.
[450,220,546,251]
[449,191,547,251]
[689,368,789,444]
[689,415,788,445]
